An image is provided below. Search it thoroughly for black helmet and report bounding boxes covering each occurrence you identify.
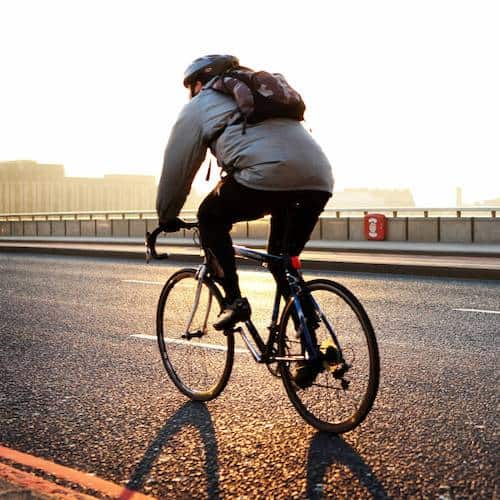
[183,54,239,87]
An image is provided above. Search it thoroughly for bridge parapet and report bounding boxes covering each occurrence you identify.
[0,208,499,243]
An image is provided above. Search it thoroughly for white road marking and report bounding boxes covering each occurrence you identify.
[131,334,249,354]
[123,279,162,285]
[131,334,159,340]
[453,308,500,315]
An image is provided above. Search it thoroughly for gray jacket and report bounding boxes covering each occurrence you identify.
[156,87,334,221]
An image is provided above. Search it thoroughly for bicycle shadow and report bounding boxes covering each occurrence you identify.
[125,401,220,498]
[306,431,388,499]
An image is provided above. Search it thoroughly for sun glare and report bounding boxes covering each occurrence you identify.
[0,1,498,206]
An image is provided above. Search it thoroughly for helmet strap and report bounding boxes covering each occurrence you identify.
[189,82,200,99]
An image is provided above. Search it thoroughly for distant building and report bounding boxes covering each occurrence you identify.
[475,196,500,206]
[0,160,156,213]
[328,188,415,208]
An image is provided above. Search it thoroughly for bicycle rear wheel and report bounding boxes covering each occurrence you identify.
[279,279,379,433]
[157,268,234,401]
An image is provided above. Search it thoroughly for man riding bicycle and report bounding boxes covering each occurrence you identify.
[156,54,334,332]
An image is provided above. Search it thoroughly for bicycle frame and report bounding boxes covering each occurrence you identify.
[147,225,344,365]
[236,245,346,365]
[189,244,325,365]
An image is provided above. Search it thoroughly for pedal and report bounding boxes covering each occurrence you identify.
[182,329,204,340]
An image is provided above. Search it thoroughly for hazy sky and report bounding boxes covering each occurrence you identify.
[1,0,499,206]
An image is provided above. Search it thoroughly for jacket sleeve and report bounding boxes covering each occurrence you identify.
[156,101,207,222]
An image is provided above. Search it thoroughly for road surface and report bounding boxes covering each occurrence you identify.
[0,253,498,498]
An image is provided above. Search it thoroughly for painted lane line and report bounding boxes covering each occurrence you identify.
[131,334,249,354]
[453,308,500,315]
[0,445,153,500]
[0,461,96,499]
[123,279,162,285]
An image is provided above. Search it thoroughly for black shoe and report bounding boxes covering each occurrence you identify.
[292,359,323,389]
[213,297,251,331]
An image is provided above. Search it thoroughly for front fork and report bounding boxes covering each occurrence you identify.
[182,264,211,340]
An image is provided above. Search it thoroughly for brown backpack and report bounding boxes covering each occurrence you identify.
[208,69,305,133]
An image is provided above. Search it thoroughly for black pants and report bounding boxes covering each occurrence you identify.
[197,176,331,302]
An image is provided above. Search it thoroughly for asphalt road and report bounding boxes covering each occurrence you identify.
[0,253,498,498]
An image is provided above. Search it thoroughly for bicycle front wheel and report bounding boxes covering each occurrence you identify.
[157,268,234,401]
[279,279,379,433]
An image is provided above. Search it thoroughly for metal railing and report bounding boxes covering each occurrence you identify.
[0,210,161,221]
[324,207,499,218]
[0,207,498,221]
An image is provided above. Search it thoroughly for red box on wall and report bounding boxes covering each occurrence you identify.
[364,213,387,241]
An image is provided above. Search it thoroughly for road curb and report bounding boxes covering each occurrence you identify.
[2,243,499,281]
[2,237,500,257]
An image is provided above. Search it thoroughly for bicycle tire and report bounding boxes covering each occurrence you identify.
[157,268,234,401]
[278,279,379,433]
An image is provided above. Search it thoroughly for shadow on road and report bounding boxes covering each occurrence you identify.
[125,401,220,498]
[306,432,388,499]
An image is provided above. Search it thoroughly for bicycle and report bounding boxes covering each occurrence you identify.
[146,220,380,433]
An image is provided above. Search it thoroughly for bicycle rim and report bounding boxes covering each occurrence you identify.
[157,268,234,401]
[279,279,379,433]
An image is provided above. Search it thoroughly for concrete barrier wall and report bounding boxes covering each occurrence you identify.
[441,218,472,243]
[408,218,439,242]
[23,222,37,236]
[51,221,66,236]
[112,220,128,237]
[348,219,364,241]
[12,222,23,236]
[96,220,112,237]
[322,219,348,240]
[129,220,147,237]
[474,218,500,243]
[66,221,80,237]
[0,221,10,236]
[387,217,407,241]
[1,217,500,243]
[81,221,96,237]
[37,221,51,236]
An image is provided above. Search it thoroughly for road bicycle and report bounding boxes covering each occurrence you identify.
[146,221,379,433]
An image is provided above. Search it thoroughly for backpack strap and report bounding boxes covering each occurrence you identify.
[206,73,248,135]
[205,158,212,181]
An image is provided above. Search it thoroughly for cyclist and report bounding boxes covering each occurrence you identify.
[156,54,334,332]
